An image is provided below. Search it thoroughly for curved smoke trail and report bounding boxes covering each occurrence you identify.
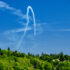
[17,6,36,49]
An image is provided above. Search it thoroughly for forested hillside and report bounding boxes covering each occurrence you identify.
[0,48,70,70]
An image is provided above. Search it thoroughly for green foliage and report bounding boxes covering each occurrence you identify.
[57,62,70,70]
[59,52,64,61]
[64,55,69,60]
[44,62,53,70]
[0,48,70,70]
[8,47,10,51]
[0,62,5,70]
[40,53,53,62]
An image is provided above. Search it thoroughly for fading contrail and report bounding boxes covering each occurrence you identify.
[0,1,36,49]
[17,6,36,49]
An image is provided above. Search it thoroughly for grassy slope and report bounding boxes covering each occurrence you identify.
[0,49,70,70]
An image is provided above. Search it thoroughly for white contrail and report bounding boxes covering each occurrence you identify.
[0,1,36,49]
[0,1,27,20]
[25,6,36,36]
[3,27,32,34]
[17,6,36,49]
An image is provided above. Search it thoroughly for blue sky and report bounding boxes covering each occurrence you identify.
[0,0,70,55]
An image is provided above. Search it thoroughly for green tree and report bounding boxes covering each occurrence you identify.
[7,47,11,56]
[57,62,70,70]
[64,55,69,60]
[0,62,5,70]
[13,50,17,56]
[0,48,1,55]
[59,52,64,61]
[44,62,53,70]
[8,47,10,51]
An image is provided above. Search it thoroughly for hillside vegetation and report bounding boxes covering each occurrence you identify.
[0,48,70,70]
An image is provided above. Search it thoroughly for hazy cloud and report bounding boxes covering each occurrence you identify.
[3,27,32,34]
[0,1,27,22]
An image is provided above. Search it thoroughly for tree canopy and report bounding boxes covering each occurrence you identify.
[0,48,70,70]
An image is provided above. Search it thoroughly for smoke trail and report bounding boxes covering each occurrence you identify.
[17,6,36,49]
[25,6,36,36]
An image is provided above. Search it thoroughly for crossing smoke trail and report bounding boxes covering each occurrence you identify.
[16,6,36,49]
[0,1,46,53]
[0,1,36,49]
